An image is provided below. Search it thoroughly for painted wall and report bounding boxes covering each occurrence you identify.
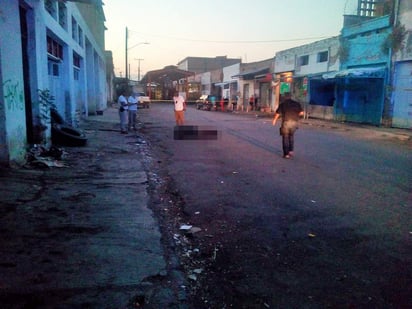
[0,3,27,165]
[222,63,239,101]
[275,37,340,75]
[336,15,391,125]
[274,37,341,120]
[295,37,340,76]
[200,72,211,95]
[222,63,240,84]
[393,1,412,62]
[274,51,296,73]
[43,1,106,119]
[0,0,107,166]
[391,0,412,128]
[341,15,391,68]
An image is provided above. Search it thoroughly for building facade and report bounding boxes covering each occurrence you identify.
[0,0,106,166]
[235,59,274,112]
[274,37,340,119]
[141,0,411,128]
[140,66,194,100]
[328,15,392,125]
[391,0,412,129]
[217,63,240,108]
[177,56,241,74]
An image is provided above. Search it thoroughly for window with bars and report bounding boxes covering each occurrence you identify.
[72,17,78,41]
[73,52,81,68]
[44,0,56,18]
[47,36,63,60]
[48,62,59,76]
[73,52,81,80]
[58,2,67,29]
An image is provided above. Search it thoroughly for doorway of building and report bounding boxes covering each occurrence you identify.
[19,4,35,143]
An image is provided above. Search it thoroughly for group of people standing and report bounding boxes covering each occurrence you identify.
[117,92,139,134]
[117,91,187,133]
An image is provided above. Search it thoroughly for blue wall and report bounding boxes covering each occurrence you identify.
[334,15,391,125]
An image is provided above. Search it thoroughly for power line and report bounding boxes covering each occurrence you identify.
[127,29,334,44]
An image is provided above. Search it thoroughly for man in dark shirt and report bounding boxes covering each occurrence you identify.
[272,92,304,158]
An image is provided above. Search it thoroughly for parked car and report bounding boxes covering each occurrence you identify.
[136,92,150,108]
[196,94,220,111]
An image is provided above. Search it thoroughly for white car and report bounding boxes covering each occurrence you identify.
[136,92,151,108]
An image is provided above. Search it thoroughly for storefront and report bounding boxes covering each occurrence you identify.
[322,67,386,125]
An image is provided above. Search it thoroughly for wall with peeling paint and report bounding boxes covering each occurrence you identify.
[0,0,107,166]
[0,3,27,165]
[391,0,412,129]
[341,15,391,69]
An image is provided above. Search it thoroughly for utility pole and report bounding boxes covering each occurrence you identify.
[125,28,149,81]
[136,58,144,81]
[125,27,128,80]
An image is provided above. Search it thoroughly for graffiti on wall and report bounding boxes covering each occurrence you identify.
[3,79,24,111]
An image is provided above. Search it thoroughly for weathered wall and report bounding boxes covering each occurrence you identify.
[341,15,391,68]
[0,3,27,165]
[275,37,340,75]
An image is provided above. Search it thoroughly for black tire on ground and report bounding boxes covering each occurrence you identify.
[52,124,87,146]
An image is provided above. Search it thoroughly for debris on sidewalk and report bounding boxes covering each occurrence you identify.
[180,224,193,231]
[24,145,68,168]
[179,224,202,235]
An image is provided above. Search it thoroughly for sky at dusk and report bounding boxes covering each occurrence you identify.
[103,0,359,79]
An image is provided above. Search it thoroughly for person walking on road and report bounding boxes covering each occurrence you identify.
[272,92,304,159]
[173,91,186,126]
[118,91,128,134]
[128,93,138,131]
[249,95,254,111]
[232,94,238,112]
[254,95,259,111]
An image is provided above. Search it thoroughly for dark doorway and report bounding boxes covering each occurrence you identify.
[19,5,34,143]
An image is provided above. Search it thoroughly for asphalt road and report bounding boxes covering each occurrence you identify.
[139,103,412,308]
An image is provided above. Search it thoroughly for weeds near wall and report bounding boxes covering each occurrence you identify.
[33,89,56,144]
[382,23,407,54]
[338,39,349,62]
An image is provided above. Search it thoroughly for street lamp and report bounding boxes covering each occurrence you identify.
[125,27,149,80]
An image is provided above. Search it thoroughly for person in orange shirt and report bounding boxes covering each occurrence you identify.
[173,92,186,126]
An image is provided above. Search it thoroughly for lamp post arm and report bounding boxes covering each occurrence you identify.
[128,41,149,50]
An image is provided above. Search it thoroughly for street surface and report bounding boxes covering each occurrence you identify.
[139,102,412,308]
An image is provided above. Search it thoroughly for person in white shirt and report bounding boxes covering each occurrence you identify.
[118,92,128,134]
[173,91,186,126]
[128,93,138,131]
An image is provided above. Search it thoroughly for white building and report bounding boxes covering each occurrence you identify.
[274,36,340,119]
[0,0,106,166]
[216,63,240,106]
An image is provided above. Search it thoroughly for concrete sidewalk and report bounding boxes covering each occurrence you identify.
[0,108,183,308]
